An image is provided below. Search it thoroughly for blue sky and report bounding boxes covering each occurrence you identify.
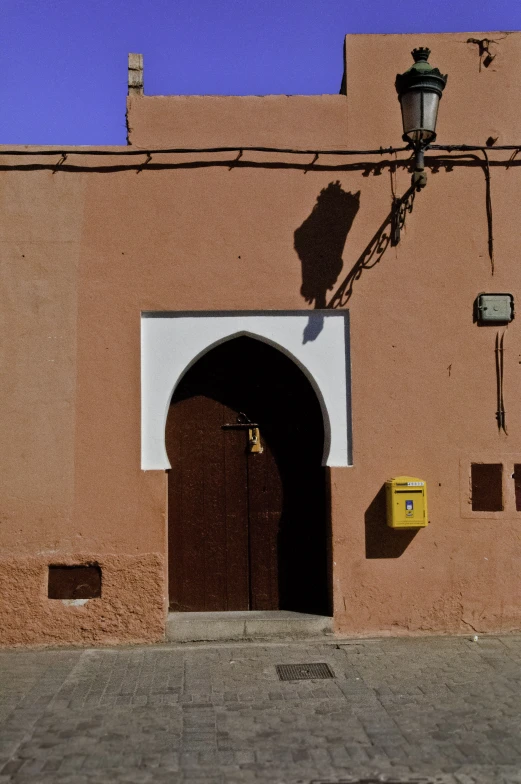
[2,0,520,145]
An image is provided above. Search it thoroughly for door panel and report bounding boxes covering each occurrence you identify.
[222,426,250,609]
[167,396,249,611]
[247,440,282,610]
[167,396,204,611]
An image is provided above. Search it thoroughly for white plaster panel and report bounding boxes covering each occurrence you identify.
[141,311,351,469]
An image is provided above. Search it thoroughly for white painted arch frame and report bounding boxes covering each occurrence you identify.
[141,311,352,469]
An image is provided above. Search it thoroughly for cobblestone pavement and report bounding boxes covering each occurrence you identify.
[1,636,521,783]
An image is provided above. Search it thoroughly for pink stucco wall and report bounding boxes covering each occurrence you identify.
[1,31,521,645]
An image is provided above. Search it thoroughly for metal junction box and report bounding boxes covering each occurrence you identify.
[386,476,428,529]
[476,293,514,324]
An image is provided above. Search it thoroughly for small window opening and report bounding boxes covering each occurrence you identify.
[48,565,102,599]
[513,465,521,511]
[471,463,503,511]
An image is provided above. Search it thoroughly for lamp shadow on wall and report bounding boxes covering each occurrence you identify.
[327,184,416,310]
[365,484,418,558]
[294,182,360,342]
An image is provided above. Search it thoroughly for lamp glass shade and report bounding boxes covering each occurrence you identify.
[400,89,440,143]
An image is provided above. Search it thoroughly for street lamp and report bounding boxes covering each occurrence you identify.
[395,48,447,188]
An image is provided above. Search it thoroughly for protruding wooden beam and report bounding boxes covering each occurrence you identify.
[128,53,144,96]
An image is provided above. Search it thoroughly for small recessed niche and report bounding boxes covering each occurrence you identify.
[48,565,101,600]
[512,465,521,512]
[471,463,503,511]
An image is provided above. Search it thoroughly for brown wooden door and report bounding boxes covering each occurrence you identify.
[166,337,328,614]
[166,396,282,611]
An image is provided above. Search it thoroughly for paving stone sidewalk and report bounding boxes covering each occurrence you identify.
[1,635,521,783]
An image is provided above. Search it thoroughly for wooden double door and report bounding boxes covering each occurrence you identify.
[166,337,328,614]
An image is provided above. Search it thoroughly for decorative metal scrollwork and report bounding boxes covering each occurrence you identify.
[328,184,416,309]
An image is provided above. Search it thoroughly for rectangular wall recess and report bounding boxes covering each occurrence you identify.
[471,463,503,512]
[48,565,102,600]
[513,465,521,511]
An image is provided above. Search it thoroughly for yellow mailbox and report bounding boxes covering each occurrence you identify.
[386,476,428,529]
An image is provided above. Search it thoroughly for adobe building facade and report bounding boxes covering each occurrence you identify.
[2,32,521,646]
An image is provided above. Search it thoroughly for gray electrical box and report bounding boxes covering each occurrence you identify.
[475,293,514,324]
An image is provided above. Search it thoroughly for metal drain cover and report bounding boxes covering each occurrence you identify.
[276,662,334,681]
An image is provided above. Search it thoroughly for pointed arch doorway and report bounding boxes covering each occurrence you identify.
[165,336,329,615]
